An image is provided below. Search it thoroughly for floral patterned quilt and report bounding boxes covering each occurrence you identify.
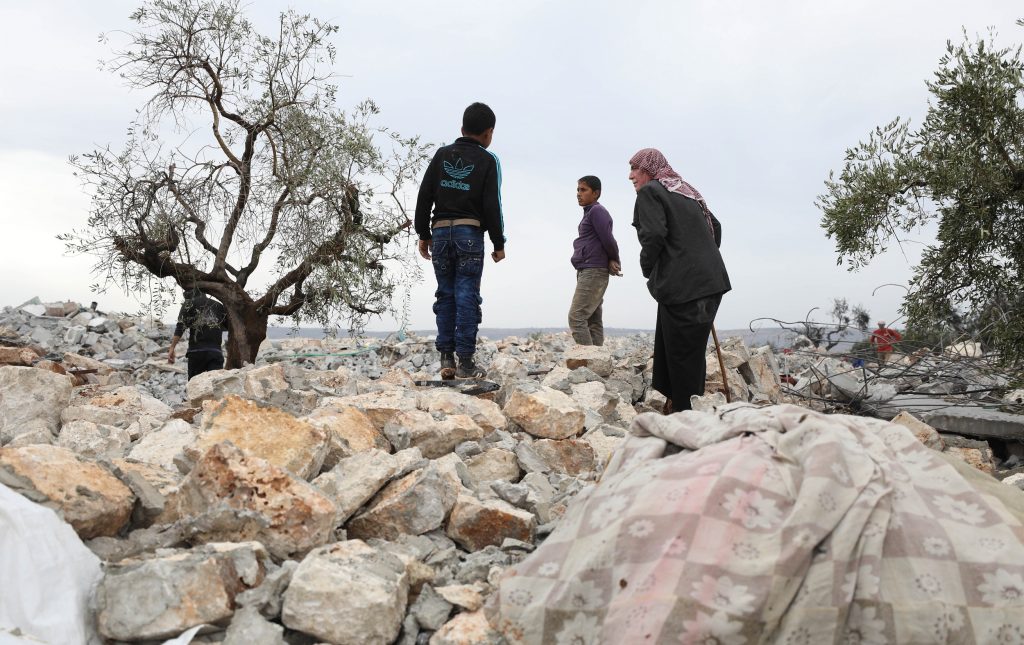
[488,404,1024,644]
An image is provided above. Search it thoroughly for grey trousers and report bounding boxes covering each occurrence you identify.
[568,268,610,346]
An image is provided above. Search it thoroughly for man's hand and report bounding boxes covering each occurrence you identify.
[167,346,176,364]
[609,260,622,276]
[418,239,433,260]
[491,249,505,263]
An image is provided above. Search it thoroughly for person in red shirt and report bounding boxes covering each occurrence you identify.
[870,321,902,365]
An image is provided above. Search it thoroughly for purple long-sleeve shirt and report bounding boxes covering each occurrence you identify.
[571,202,620,270]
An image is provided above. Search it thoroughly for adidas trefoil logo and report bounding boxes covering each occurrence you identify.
[443,158,474,180]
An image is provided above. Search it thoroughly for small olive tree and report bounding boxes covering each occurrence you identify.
[818,24,1024,364]
[63,0,430,366]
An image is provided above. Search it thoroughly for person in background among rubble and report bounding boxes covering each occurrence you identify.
[415,102,506,380]
[628,148,731,413]
[569,175,622,346]
[870,320,902,365]
[167,287,228,380]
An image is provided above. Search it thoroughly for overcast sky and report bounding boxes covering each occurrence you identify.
[1,1,1020,333]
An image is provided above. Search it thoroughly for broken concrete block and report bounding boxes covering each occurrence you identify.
[446,494,535,552]
[490,480,532,508]
[56,420,131,460]
[127,419,197,472]
[530,438,596,476]
[717,336,751,368]
[465,448,521,484]
[62,351,116,375]
[392,446,429,478]
[329,390,420,429]
[305,404,390,469]
[223,606,285,645]
[106,460,173,526]
[0,346,37,366]
[824,370,865,401]
[411,584,454,631]
[434,452,474,496]
[434,584,486,612]
[159,442,337,560]
[30,326,54,347]
[742,346,781,402]
[347,465,455,541]
[234,559,297,620]
[1003,473,1024,490]
[380,367,417,387]
[890,411,944,450]
[0,365,73,443]
[944,341,983,358]
[61,385,172,430]
[34,359,70,379]
[110,459,181,496]
[0,444,134,539]
[64,326,86,345]
[94,542,268,642]
[514,442,550,475]
[192,395,328,480]
[384,410,486,459]
[503,381,585,440]
[312,448,397,524]
[418,388,507,433]
[570,381,619,420]
[429,609,503,645]
[241,363,290,400]
[1004,389,1024,405]
[282,540,409,645]
[5,419,55,447]
[614,400,637,426]
[582,428,626,472]
[564,345,613,377]
[704,358,750,403]
[541,366,573,392]
[690,392,728,413]
[944,446,996,475]
[186,369,244,406]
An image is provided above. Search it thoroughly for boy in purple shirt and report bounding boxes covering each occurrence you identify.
[569,175,621,345]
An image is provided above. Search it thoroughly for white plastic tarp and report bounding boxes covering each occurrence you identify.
[0,483,102,645]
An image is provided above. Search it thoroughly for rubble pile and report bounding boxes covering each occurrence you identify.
[0,299,388,409]
[774,339,1024,481]
[4,298,1024,643]
[0,299,787,644]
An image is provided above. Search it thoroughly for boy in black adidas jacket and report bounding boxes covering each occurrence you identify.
[415,102,506,379]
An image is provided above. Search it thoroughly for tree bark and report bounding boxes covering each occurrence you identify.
[222,297,269,369]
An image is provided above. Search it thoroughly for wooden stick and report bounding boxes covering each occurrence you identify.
[711,324,731,403]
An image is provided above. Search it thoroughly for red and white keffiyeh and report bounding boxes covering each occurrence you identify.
[630,147,715,230]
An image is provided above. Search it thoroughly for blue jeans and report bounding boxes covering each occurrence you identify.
[432,225,484,357]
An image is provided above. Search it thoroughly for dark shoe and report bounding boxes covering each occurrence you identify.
[456,355,485,379]
[440,352,456,380]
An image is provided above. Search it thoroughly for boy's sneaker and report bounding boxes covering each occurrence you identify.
[440,352,456,380]
[456,355,485,379]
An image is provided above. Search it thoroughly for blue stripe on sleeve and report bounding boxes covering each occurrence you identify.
[483,146,506,242]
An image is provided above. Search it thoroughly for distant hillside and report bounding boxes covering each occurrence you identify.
[266,325,869,352]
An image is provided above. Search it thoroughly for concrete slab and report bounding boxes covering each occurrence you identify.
[923,407,1024,443]
[864,394,969,419]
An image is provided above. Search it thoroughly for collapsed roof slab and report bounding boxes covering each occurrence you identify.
[923,407,1024,443]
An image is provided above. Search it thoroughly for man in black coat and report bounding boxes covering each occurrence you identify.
[167,287,228,381]
[629,148,731,412]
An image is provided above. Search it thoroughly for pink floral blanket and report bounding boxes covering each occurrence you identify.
[489,404,1024,644]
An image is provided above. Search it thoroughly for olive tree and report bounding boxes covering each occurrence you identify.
[818,25,1024,364]
[63,0,430,366]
